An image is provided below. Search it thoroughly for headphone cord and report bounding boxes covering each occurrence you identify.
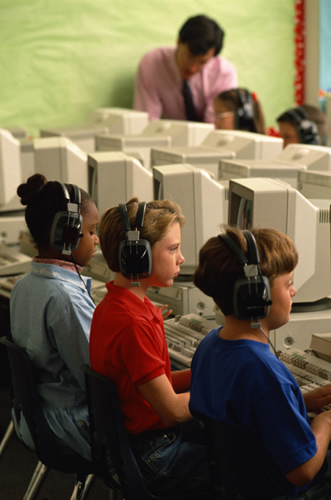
[250,321,278,358]
[71,253,96,306]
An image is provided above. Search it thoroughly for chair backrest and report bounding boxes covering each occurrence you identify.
[84,365,157,500]
[204,418,290,500]
[0,336,92,474]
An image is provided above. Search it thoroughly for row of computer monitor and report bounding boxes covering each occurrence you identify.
[2,115,331,313]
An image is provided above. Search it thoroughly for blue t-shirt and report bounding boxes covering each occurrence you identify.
[189,328,328,496]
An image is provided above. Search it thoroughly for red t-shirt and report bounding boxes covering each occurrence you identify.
[89,281,172,434]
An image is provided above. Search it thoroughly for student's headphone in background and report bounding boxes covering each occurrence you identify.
[50,182,83,255]
[118,201,152,284]
[218,230,272,321]
[287,107,320,145]
[235,88,255,130]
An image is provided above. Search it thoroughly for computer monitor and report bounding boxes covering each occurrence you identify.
[0,129,22,208]
[88,151,153,216]
[276,144,331,171]
[228,177,331,308]
[33,137,88,192]
[218,158,307,188]
[95,134,171,170]
[141,119,214,146]
[201,130,283,160]
[40,108,149,152]
[297,170,331,199]
[153,163,228,276]
[151,130,283,179]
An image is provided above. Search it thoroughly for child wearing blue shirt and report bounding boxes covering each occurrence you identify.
[189,226,331,499]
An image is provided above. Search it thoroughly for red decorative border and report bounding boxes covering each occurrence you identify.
[294,0,305,105]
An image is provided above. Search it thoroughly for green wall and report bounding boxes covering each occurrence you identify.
[0,0,295,138]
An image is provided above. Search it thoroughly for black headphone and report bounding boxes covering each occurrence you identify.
[118,201,152,284]
[286,107,320,145]
[218,230,272,321]
[50,182,83,255]
[235,88,255,131]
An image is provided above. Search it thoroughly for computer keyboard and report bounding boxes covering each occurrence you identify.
[0,244,32,277]
[279,348,331,411]
[164,314,215,367]
[0,273,25,298]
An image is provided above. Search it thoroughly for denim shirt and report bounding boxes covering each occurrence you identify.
[10,261,94,408]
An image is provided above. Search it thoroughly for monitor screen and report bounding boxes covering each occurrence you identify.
[153,163,228,276]
[0,129,22,209]
[88,151,153,216]
[228,177,331,309]
[33,137,88,192]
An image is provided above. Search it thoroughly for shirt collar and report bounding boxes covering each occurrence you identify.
[33,257,83,273]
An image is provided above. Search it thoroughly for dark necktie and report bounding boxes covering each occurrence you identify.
[182,80,199,121]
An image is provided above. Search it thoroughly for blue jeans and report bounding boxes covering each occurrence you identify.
[131,419,216,498]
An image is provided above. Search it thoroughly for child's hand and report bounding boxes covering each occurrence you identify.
[156,304,173,320]
[303,384,331,412]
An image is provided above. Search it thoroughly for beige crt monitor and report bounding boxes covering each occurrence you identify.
[140,119,214,146]
[153,163,228,276]
[275,143,331,171]
[297,170,331,199]
[95,134,171,170]
[88,151,153,216]
[0,129,22,209]
[151,130,283,180]
[218,158,307,188]
[228,177,331,308]
[201,130,283,159]
[33,137,88,192]
[40,108,149,152]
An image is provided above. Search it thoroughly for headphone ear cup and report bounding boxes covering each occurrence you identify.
[235,89,254,130]
[119,238,152,279]
[118,202,152,280]
[50,211,83,252]
[49,183,83,254]
[233,275,271,320]
[288,108,320,145]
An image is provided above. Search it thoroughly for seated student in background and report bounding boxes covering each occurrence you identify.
[277,104,327,147]
[134,14,237,123]
[189,225,331,499]
[89,197,215,498]
[10,173,99,461]
[213,87,266,134]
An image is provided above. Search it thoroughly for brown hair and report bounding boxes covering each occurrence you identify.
[277,104,327,145]
[214,88,266,134]
[193,225,298,315]
[99,197,185,272]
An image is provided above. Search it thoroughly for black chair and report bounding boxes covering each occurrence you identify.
[203,418,291,500]
[0,336,95,500]
[84,365,206,500]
